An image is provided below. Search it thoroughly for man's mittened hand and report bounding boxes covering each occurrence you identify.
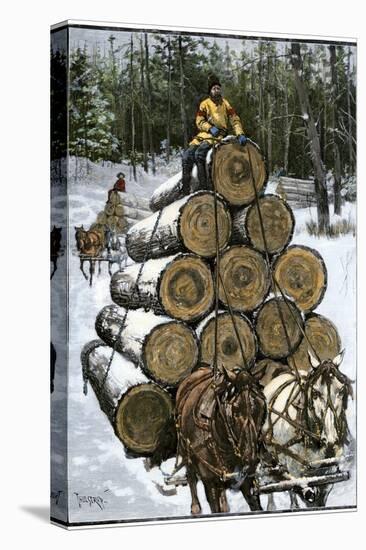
[238,134,247,146]
[210,126,220,137]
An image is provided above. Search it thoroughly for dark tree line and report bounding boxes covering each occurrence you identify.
[51,33,356,229]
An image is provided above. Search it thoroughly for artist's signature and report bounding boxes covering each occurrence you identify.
[74,490,109,510]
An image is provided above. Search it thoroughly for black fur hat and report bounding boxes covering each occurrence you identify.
[207,73,221,94]
[116,172,125,178]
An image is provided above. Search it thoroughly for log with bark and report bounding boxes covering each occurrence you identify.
[231,194,295,255]
[218,245,271,312]
[95,305,199,387]
[110,253,214,323]
[255,297,304,359]
[80,341,176,458]
[126,191,232,262]
[273,245,327,313]
[196,310,257,370]
[287,313,342,373]
[212,141,267,206]
[149,167,201,212]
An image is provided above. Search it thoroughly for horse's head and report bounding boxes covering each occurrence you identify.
[220,366,267,467]
[75,225,86,251]
[304,350,353,457]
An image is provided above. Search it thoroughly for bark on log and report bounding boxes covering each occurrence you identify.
[95,305,199,387]
[273,245,327,313]
[231,194,295,255]
[255,297,304,359]
[81,342,175,456]
[126,191,232,262]
[218,245,270,312]
[149,167,201,212]
[196,310,257,370]
[110,253,214,323]
[212,142,266,206]
[287,313,342,373]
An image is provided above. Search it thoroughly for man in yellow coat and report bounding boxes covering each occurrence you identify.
[182,73,247,194]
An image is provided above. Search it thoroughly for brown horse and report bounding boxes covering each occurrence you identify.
[75,224,105,257]
[176,365,267,514]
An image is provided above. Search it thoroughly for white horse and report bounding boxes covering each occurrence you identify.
[262,350,353,509]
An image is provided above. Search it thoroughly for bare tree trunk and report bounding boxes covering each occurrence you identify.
[166,36,172,162]
[144,33,156,175]
[139,37,148,173]
[130,34,137,181]
[291,42,330,233]
[283,48,292,174]
[329,45,342,215]
[178,35,188,148]
[347,46,355,173]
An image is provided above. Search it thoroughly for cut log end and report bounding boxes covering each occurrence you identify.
[212,142,266,206]
[287,313,342,373]
[274,245,327,312]
[179,192,232,257]
[245,195,295,255]
[255,298,304,359]
[219,245,270,312]
[159,255,214,322]
[115,384,174,455]
[199,312,257,370]
[143,322,198,387]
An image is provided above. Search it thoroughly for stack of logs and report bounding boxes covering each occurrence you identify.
[81,142,341,463]
[95,191,151,233]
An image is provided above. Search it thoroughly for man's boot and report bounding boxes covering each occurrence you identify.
[196,161,208,190]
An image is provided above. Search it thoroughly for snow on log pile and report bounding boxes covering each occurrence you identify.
[82,141,342,463]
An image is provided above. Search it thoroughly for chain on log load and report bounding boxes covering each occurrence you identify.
[126,191,232,263]
[196,310,257,371]
[95,305,199,388]
[231,194,295,255]
[110,253,214,323]
[81,341,176,460]
[287,313,342,373]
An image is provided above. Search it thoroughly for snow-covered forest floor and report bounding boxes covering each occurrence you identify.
[51,156,357,524]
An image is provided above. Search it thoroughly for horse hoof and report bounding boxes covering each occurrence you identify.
[191,504,202,515]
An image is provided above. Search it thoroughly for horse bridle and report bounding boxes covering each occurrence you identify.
[304,363,352,447]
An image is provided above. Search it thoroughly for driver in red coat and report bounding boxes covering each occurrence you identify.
[108,172,126,199]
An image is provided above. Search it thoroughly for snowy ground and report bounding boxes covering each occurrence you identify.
[51,159,357,524]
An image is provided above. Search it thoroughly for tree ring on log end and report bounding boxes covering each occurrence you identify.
[255,297,304,359]
[143,322,198,387]
[219,245,270,312]
[245,194,295,254]
[115,384,173,454]
[212,142,266,206]
[200,312,257,370]
[273,245,327,313]
[159,255,214,322]
[179,192,231,257]
[287,313,341,373]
